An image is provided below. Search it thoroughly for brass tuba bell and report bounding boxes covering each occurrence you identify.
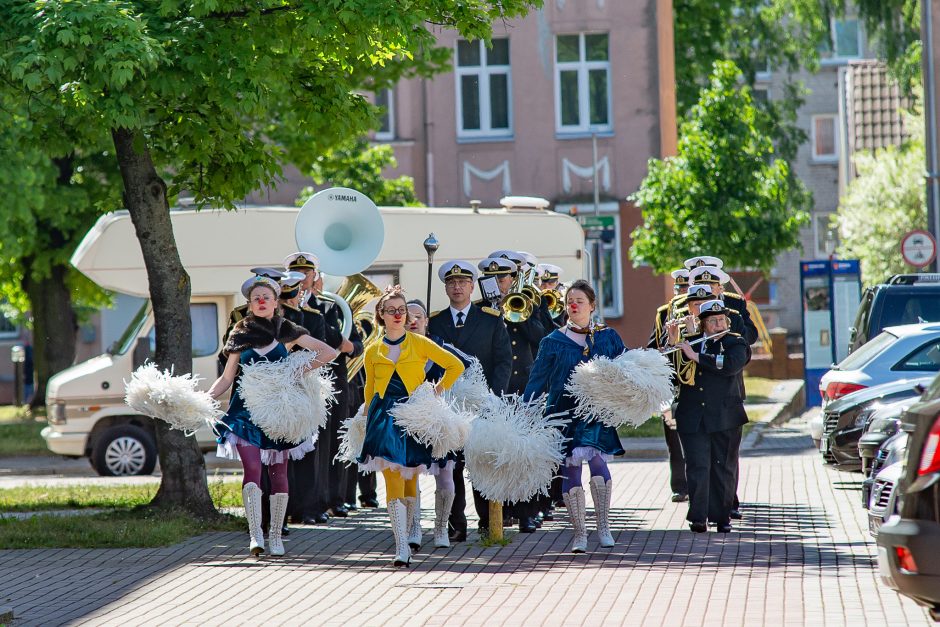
[500,269,535,322]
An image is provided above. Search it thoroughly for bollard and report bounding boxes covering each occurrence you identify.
[11,345,24,407]
[488,501,503,541]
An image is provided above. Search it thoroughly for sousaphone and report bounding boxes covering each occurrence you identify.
[295,187,385,380]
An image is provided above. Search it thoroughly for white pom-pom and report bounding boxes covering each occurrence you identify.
[444,358,497,413]
[239,350,335,445]
[336,404,368,465]
[125,363,222,434]
[392,382,472,458]
[566,349,675,428]
[464,395,566,503]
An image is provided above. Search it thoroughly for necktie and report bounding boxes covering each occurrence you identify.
[456,311,465,328]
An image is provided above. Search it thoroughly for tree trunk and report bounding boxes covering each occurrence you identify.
[23,264,77,409]
[111,127,216,518]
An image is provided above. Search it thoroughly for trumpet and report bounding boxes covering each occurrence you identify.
[659,329,730,355]
[500,269,534,322]
[542,287,566,319]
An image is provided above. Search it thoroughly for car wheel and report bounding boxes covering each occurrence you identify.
[92,425,157,477]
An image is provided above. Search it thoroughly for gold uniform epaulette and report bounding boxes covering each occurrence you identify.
[481,306,500,316]
[429,309,443,318]
[656,303,670,315]
[301,304,322,314]
[229,304,249,323]
[723,292,745,302]
[282,303,300,312]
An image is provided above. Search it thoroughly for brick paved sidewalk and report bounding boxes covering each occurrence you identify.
[0,417,929,626]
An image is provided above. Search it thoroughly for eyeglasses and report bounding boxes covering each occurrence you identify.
[381,307,407,316]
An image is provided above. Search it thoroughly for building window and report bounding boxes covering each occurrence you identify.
[455,38,512,139]
[374,89,394,141]
[821,18,862,61]
[811,114,838,163]
[752,86,770,104]
[814,213,839,258]
[555,33,612,134]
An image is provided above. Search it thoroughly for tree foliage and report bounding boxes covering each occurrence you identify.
[630,61,811,274]
[297,138,422,207]
[0,0,540,514]
[834,110,926,285]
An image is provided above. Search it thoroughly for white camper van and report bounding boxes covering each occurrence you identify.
[43,203,585,475]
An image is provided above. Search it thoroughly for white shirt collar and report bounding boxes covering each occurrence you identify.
[450,304,471,324]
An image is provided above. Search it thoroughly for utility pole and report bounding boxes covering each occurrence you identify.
[923,0,940,271]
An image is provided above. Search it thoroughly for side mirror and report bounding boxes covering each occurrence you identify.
[132,337,152,369]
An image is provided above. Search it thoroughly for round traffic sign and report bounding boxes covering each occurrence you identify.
[901,229,937,268]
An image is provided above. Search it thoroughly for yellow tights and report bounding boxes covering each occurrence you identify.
[382,469,418,503]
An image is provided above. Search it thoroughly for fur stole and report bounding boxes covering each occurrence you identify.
[224,315,308,355]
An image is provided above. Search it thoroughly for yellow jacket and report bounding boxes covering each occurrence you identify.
[364,331,465,400]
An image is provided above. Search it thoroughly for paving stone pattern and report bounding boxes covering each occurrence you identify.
[0,418,930,626]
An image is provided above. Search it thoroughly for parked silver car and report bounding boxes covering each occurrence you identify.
[868,461,904,537]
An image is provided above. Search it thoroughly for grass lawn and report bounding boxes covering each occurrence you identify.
[0,477,244,512]
[617,417,664,438]
[743,377,783,404]
[0,508,245,549]
[0,418,51,457]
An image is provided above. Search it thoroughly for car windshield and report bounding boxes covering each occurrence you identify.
[108,300,151,355]
[835,330,897,371]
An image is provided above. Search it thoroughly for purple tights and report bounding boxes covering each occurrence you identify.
[562,455,611,493]
[237,443,289,493]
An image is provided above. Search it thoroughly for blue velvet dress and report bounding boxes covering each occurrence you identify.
[523,327,627,463]
[358,371,436,477]
[216,344,316,463]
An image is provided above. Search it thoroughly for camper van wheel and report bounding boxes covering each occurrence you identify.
[92,425,157,477]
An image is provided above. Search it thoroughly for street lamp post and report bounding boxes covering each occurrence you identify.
[423,233,440,311]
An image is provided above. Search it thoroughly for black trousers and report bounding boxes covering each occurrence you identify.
[729,424,742,510]
[357,471,377,501]
[677,424,741,525]
[327,379,351,509]
[449,453,491,534]
[664,418,688,495]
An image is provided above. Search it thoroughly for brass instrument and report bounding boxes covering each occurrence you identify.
[500,269,535,322]
[542,287,566,319]
[520,266,543,308]
[659,329,730,355]
[295,186,385,381]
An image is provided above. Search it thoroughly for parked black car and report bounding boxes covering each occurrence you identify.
[877,374,940,620]
[849,273,940,354]
[821,378,929,468]
[858,398,914,475]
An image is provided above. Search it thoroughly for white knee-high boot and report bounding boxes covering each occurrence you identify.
[269,493,289,556]
[387,499,411,567]
[434,490,455,548]
[563,487,588,553]
[242,482,265,556]
[406,494,422,549]
[589,476,615,548]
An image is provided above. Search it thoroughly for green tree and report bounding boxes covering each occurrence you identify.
[0,0,539,516]
[834,110,926,285]
[298,138,422,207]
[630,61,811,274]
[0,106,117,407]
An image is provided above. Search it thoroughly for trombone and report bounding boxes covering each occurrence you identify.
[541,286,566,319]
[500,269,534,322]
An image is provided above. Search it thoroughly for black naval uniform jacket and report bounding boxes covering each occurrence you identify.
[674,332,751,435]
[723,292,758,345]
[476,297,547,395]
[428,303,512,395]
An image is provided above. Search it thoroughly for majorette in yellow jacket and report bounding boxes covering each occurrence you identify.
[364,331,465,401]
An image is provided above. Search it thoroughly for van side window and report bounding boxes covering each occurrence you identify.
[893,340,940,372]
[881,293,940,328]
[146,304,219,357]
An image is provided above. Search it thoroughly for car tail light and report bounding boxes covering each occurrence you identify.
[825,382,867,402]
[894,546,919,573]
[917,414,940,475]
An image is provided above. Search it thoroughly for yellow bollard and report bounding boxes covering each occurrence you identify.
[488,501,503,541]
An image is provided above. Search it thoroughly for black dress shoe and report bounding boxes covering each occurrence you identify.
[345,502,358,511]
[519,517,537,533]
[729,509,742,520]
[359,497,380,508]
[671,492,689,503]
[689,521,708,533]
[533,516,543,529]
[543,508,555,521]
[716,523,732,533]
[282,524,290,536]
[303,512,329,525]
[449,529,467,542]
[332,505,349,517]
